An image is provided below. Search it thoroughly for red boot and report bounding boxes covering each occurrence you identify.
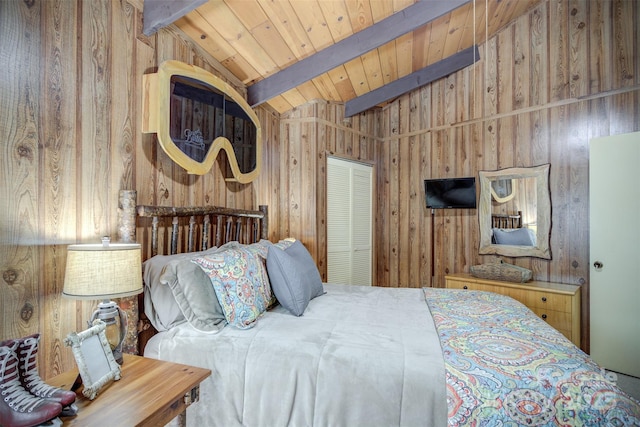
[16,334,77,411]
[0,340,62,427]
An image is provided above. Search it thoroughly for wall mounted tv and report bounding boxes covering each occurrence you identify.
[425,177,476,209]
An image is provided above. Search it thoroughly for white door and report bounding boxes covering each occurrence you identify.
[327,157,373,286]
[589,131,640,377]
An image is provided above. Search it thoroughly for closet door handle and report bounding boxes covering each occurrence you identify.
[541,297,547,302]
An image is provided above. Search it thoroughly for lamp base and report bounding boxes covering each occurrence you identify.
[89,300,128,365]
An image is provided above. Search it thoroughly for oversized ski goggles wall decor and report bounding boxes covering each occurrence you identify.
[143,60,261,183]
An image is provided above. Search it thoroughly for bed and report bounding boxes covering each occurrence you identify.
[117,191,640,426]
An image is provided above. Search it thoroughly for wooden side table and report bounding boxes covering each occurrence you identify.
[47,354,211,426]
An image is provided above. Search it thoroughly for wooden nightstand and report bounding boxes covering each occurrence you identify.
[47,354,210,426]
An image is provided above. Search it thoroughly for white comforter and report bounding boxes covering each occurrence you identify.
[146,284,447,427]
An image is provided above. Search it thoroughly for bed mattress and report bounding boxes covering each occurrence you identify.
[146,283,448,427]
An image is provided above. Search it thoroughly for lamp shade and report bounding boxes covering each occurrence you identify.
[63,242,143,300]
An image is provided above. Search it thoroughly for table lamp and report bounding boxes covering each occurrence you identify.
[63,237,142,364]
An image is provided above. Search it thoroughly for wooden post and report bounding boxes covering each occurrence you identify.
[118,190,137,243]
[259,205,268,240]
[117,190,140,355]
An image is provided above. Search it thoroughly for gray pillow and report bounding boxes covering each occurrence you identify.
[160,257,226,333]
[285,240,325,299]
[266,240,324,316]
[142,246,219,331]
[267,246,312,316]
[492,228,536,246]
[143,252,195,331]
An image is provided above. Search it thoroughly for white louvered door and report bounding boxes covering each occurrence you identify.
[327,157,373,286]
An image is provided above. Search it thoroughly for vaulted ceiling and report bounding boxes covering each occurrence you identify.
[148,0,543,115]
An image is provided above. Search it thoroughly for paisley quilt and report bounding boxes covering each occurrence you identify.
[424,288,640,426]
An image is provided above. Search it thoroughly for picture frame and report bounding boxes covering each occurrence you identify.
[64,319,121,400]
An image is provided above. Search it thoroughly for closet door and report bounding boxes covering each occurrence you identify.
[327,157,373,286]
[589,131,640,377]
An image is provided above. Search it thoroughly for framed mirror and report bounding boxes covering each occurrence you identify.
[142,60,262,183]
[478,164,551,259]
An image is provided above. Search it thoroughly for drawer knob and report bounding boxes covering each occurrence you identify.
[541,314,547,320]
[463,285,468,290]
[541,297,547,302]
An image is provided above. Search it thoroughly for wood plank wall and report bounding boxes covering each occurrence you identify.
[0,0,267,378]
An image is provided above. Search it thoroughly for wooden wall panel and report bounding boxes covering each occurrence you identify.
[387,105,401,287]
[40,0,82,376]
[1,0,43,346]
[549,0,569,102]
[254,104,282,239]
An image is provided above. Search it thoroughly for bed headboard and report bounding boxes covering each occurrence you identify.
[491,211,522,229]
[116,190,268,354]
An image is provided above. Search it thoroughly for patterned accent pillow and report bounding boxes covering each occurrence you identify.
[193,246,273,329]
[241,239,297,308]
[243,238,296,258]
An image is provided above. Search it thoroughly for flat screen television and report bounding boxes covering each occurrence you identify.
[425,177,476,209]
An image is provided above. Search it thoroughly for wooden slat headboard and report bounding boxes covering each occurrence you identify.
[491,211,522,229]
[136,204,268,257]
[117,190,268,354]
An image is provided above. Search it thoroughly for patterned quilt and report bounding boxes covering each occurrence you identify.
[423,288,640,426]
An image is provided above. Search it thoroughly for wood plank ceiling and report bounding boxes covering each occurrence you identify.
[171,0,543,114]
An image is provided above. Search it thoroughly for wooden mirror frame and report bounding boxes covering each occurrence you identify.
[478,164,552,259]
[142,60,262,182]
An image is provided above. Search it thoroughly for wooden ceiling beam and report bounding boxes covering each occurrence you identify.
[247,0,470,107]
[345,45,479,117]
[143,0,207,36]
